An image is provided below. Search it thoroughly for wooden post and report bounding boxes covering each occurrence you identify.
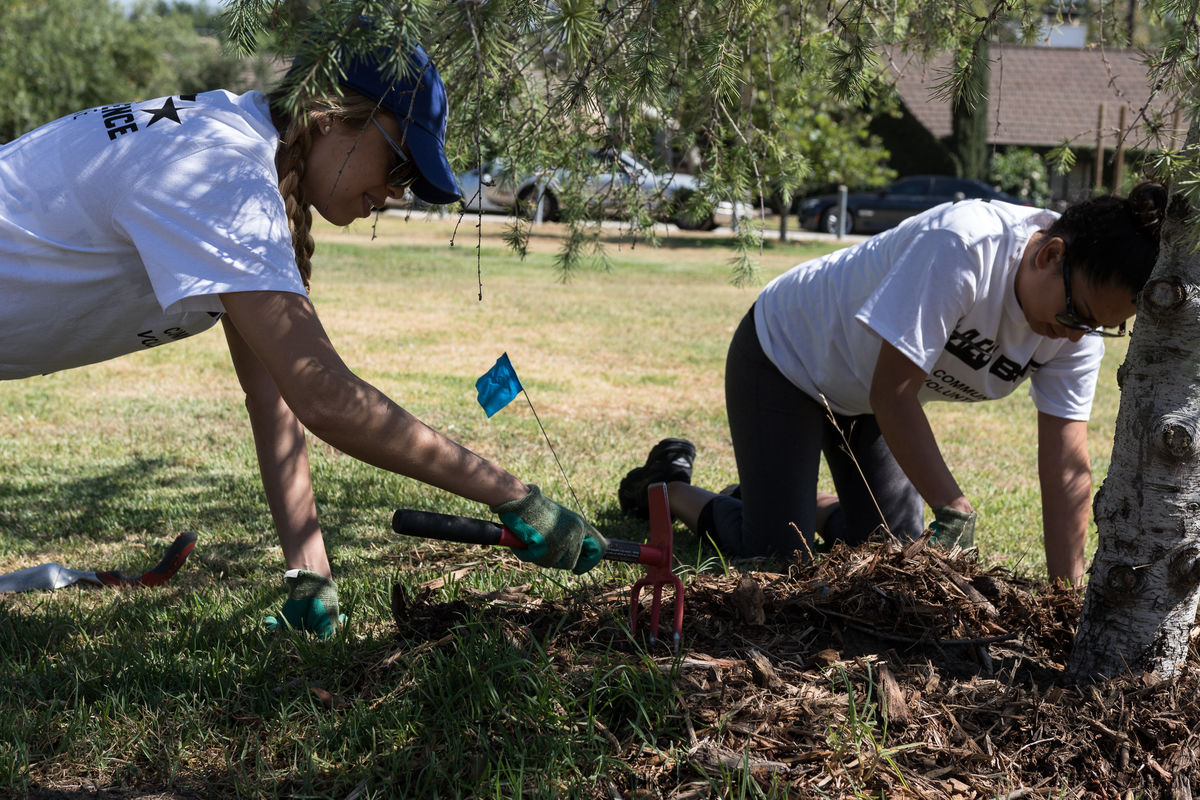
[1095,103,1106,193]
[1114,104,1128,192]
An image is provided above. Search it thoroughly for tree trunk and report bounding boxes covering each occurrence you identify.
[776,191,789,243]
[1066,191,1200,682]
[950,38,990,181]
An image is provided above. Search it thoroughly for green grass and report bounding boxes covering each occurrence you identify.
[0,214,1128,796]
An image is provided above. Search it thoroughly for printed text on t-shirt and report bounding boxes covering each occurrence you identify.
[138,328,192,349]
[924,325,1044,401]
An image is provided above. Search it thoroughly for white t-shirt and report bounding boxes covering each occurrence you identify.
[754,200,1104,421]
[0,90,306,379]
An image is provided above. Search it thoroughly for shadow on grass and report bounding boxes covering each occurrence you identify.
[0,456,249,547]
[0,453,408,555]
[1,582,677,798]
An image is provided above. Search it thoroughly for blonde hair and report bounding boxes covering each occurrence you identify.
[271,92,386,290]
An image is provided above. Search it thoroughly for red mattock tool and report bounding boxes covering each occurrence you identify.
[0,530,198,593]
[95,530,198,587]
[392,483,684,651]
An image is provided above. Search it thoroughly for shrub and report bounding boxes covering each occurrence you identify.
[989,147,1052,208]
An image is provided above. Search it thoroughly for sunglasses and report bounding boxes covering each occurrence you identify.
[1055,258,1127,337]
[371,117,418,190]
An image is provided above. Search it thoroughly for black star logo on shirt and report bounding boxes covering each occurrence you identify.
[142,97,186,126]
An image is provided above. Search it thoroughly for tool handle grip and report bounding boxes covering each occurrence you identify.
[391,509,667,568]
[392,509,523,549]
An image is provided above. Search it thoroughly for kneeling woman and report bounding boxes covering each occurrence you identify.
[620,185,1165,583]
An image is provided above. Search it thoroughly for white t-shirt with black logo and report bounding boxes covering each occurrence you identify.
[0,90,305,379]
[754,200,1104,421]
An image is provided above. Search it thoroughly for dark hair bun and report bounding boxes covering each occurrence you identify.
[1045,181,1165,292]
[1128,182,1167,240]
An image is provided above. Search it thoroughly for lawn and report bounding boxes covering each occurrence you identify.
[0,211,1137,798]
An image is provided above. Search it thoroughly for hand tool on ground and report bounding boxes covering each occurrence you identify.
[95,529,198,587]
[392,483,684,650]
[0,530,197,592]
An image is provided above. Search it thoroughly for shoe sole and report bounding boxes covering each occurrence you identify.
[618,439,696,518]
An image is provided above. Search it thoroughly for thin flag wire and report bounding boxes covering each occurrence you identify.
[475,353,585,517]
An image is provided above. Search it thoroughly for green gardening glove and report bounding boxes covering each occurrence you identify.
[930,506,976,549]
[264,569,344,638]
[491,485,608,574]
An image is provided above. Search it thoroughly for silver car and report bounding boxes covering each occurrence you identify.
[457,149,741,230]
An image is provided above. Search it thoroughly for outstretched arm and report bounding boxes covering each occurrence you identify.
[1037,411,1091,584]
[223,316,330,577]
[219,290,529,507]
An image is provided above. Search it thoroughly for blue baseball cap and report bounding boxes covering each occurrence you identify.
[339,43,462,204]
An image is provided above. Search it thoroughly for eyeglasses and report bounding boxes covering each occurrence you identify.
[1055,258,1127,337]
[370,117,418,190]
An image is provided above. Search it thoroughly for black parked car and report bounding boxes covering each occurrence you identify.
[798,175,1030,235]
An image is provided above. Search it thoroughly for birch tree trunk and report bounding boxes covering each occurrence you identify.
[1067,191,1200,681]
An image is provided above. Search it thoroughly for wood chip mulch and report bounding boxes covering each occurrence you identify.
[391,536,1200,799]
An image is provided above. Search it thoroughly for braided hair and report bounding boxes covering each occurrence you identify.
[269,91,386,291]
[1046,182,1167,295]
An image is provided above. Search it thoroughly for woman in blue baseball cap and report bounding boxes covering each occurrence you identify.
[0,36,604,636]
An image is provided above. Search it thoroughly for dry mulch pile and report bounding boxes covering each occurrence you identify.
[393,536,1200,799]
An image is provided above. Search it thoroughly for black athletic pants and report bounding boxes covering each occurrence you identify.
[699,306,925,560]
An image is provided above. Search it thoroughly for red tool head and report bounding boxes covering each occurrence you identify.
[629,482,684,651]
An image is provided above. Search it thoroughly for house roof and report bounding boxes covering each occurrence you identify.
[889,44,1180,150]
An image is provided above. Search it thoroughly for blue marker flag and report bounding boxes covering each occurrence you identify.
[476,353,524,418]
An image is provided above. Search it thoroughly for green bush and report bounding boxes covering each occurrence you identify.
[989,147,1052,208]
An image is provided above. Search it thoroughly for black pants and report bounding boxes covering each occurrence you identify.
[701,306,924,560]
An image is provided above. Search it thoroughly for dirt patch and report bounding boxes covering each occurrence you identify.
[393,537,1200,799]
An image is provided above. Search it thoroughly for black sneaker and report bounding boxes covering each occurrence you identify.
[618,438,696,519]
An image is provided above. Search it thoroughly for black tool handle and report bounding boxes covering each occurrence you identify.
[392,509,655,565]
[392,509,512,547]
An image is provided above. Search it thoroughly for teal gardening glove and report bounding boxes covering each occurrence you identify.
[264,569,344,638]
[930,506,976,549]
[491,485,608,574]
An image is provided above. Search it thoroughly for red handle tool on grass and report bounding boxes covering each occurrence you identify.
[392,483,684,650]
[0,530,197,594]
[96,530,198,587]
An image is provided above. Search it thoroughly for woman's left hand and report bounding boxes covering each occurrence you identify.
[930,505,976,548]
